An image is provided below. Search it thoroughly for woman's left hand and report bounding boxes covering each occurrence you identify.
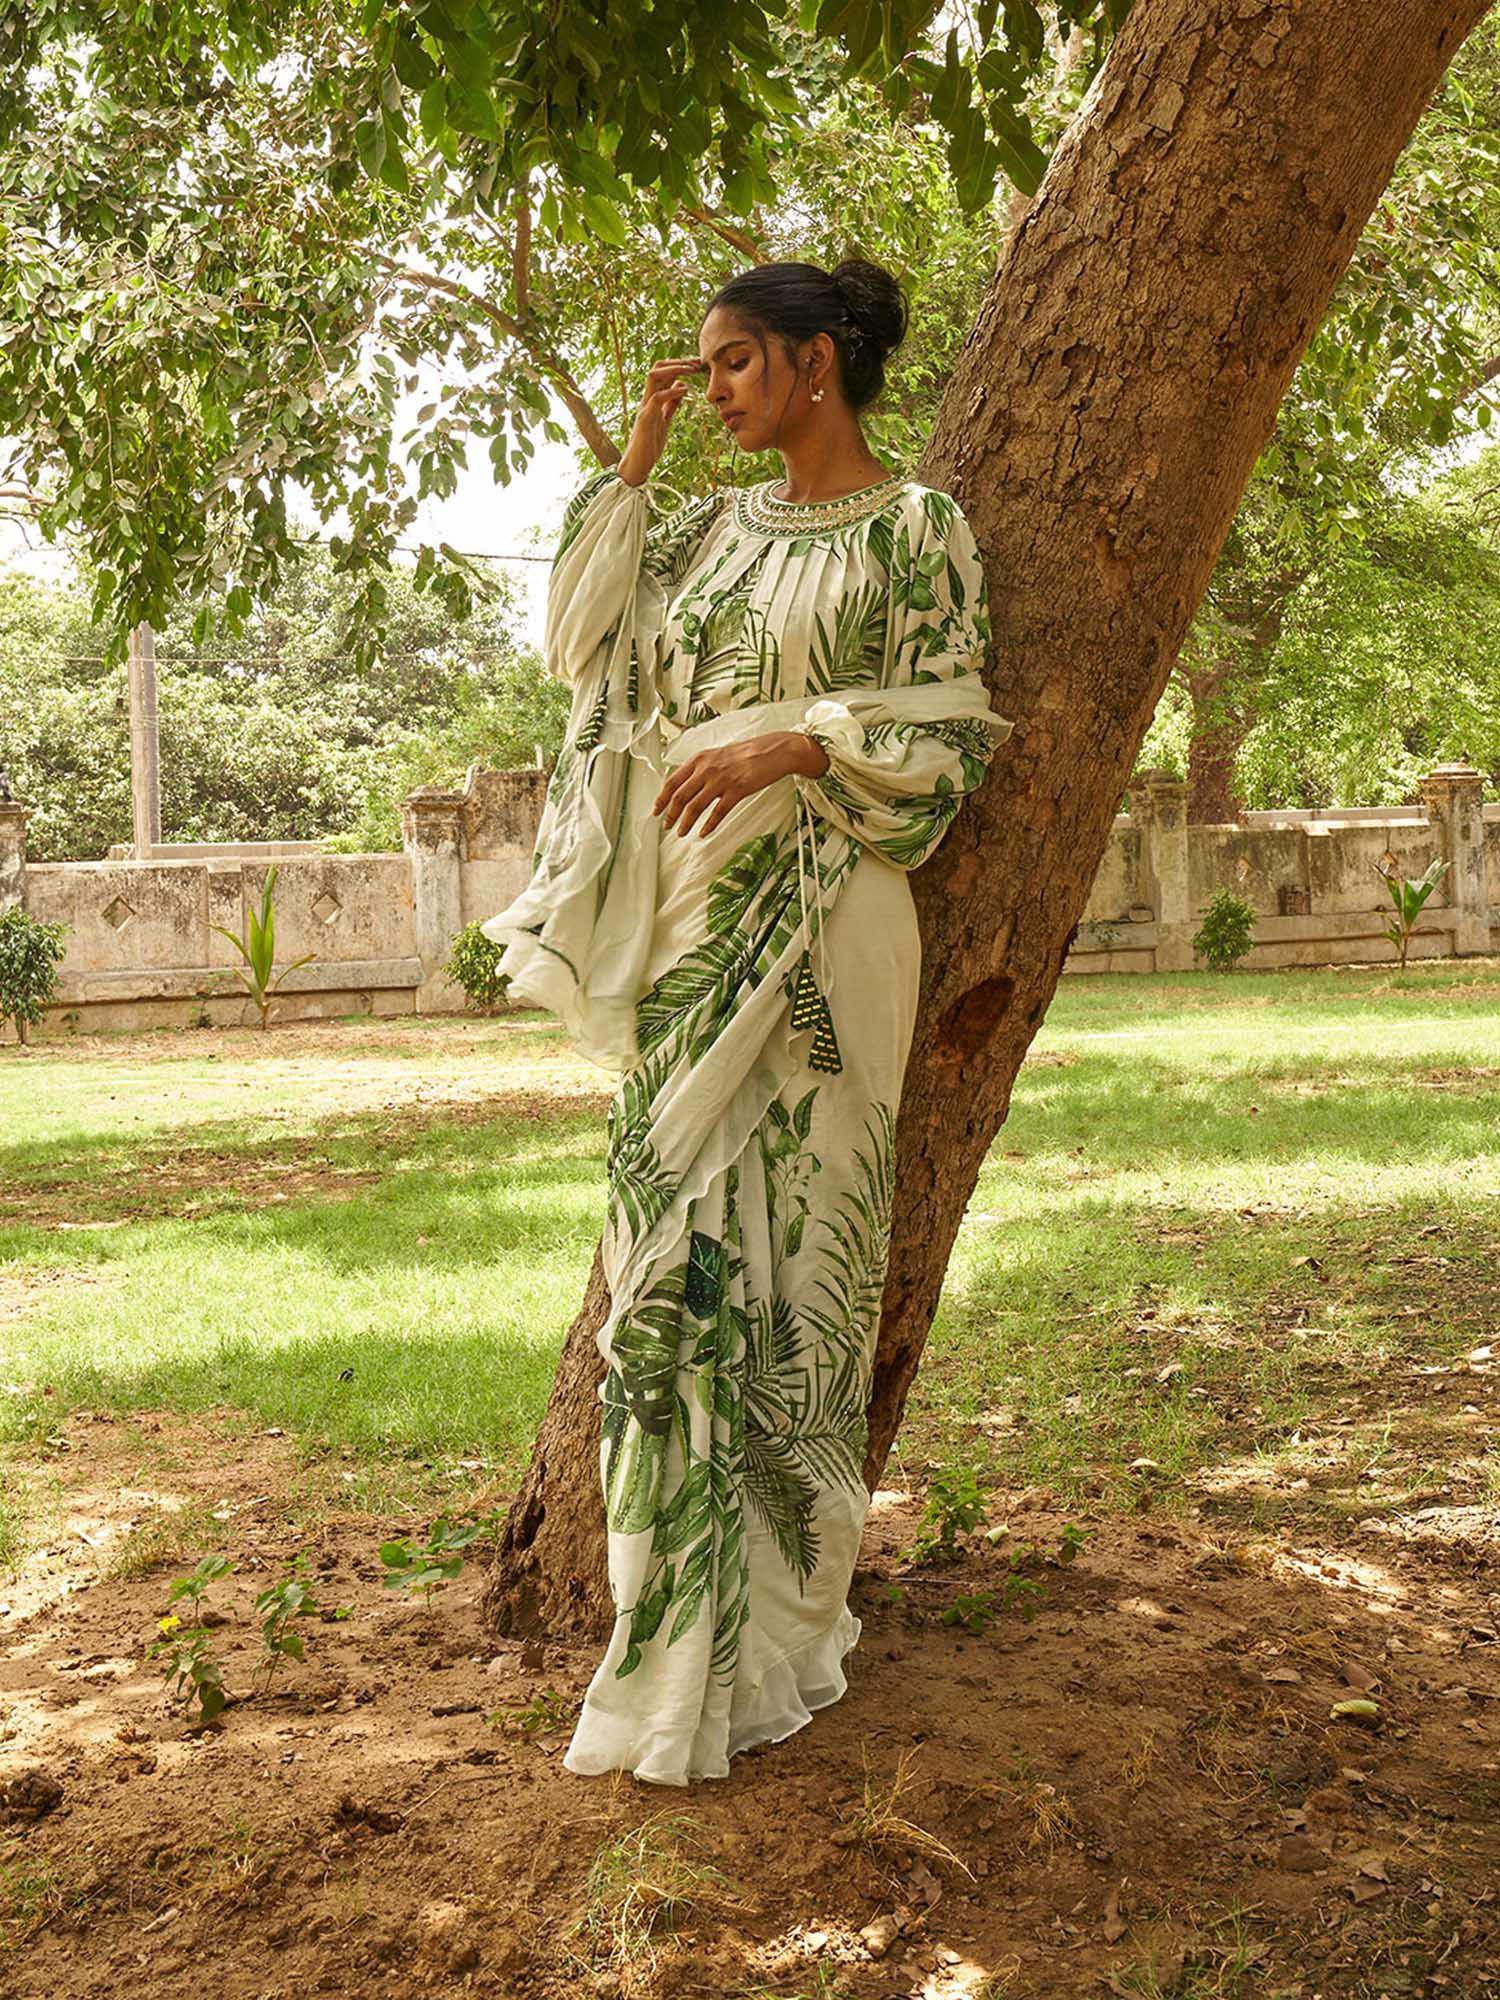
[654,730,830,839]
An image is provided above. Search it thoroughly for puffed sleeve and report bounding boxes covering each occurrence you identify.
[544,469,731,688]
[793,488,1013,870]
[542,468,651,685]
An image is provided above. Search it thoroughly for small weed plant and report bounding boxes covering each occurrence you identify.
[1191,889,1256,971]
[253,1551,350,1688]
[940,1523,1087,1631]
[566,1809,741,1991]
[379,1510,500,1617]
[909,1456,989,1563]
[1375,853,1447,970]
[147,1553,234,1721]
[491,1686,578,1737]
[941,1591,997,1634]
[209,862,315,1030]
[839,1743,973,1879]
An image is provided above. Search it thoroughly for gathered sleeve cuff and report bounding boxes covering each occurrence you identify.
[542,467,652,686]
[794,491,1013,871]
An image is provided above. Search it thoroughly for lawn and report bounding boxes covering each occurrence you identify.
[3,960,1496,1518]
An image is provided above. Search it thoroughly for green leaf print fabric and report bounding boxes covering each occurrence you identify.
[481,464,1013,1784]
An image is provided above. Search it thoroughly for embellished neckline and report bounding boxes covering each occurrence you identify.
[733,469,909,537]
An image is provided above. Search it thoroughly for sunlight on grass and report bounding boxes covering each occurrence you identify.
[2,967,1496,1518]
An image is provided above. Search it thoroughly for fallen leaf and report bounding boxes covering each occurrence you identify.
[1330,1699,1381,1725]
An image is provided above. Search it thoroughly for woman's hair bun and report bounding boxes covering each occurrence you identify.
[831,258,908,360]
[703,255,910,412]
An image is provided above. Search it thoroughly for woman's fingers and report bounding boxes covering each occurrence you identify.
[647,358,708,383]
[673,780,728,837]
[654,757,701,817]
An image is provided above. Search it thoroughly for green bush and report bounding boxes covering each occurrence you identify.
[1191,890,1256,972]
[444,921,510,1013]
[0,906,69,1044]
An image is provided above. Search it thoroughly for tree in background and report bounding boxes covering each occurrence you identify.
[1146,29,1500,818]
[0,554,566,859]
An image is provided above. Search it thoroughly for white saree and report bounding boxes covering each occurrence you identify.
[482,463,1013,1785]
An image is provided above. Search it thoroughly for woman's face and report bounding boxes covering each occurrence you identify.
[696,305,830,454]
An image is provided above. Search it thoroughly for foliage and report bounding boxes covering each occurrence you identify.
[0,0,1095,654]
[1145,32,1500,807]
[208,864,315,1031]
[146,1553,234,1723]
[908,1454,988,1563]
[0,905,67,1044]
[1376,854,1449,970]
[1191,891,1256,974]
[0,555,556,861]
[378,1510,500,1616]
[444,921,510,1013]
[253,1552,349,1687]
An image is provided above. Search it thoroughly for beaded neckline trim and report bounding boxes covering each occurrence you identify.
[733,470,909,536]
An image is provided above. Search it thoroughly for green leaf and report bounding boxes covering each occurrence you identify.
[354,113,387,180]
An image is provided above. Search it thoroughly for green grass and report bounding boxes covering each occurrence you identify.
[915,959,1500,1510]
[2,966,1497,1526]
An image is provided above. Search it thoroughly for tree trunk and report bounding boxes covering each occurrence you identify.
[1184,568,1305,821]
[1185,658,1259,821]
[483,0,1492,1640]
[488,1247,611,1637]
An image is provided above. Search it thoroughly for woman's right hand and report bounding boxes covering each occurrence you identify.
[617,358,707,487]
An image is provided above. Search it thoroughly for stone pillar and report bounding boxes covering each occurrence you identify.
[0,798,26,914]
[400,787,468,1013]
[1418,762,1488,956]
[1126,769,1193,970]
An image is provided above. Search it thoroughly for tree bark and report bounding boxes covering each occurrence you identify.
[1184,564,1304,821]
[483,0,1493,1640]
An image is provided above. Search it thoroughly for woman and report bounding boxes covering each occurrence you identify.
[482,258,1013,1786]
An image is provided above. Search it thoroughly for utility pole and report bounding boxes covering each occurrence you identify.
[127,620,160,859]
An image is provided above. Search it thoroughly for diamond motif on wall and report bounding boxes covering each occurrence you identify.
[102,896,134,931]
[311,892,342,925]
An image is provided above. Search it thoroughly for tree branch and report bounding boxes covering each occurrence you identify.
[373,256,619,466]
[678,203,764,261]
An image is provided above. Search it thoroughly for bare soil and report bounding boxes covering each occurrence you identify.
[2,1407,1497,2000]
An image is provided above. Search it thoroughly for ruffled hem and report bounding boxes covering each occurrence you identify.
[562,1607,862,1787]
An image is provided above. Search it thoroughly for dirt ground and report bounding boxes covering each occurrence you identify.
[2,1407,1497,2000]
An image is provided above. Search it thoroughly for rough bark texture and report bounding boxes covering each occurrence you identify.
[484,0,1493,1641]
[486,1246,612,1637]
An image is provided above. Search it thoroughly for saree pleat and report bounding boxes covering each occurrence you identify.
[482,466,1014,1784]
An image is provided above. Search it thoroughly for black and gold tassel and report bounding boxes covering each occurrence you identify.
[788,951,843,1075]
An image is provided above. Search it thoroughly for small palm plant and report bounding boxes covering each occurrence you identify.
[209,863,314,1031]
[1375,853,1447,970]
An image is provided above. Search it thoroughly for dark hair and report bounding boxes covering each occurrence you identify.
[703,257,908,413]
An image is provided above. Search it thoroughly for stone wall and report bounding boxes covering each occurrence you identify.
[1,761,1494,1038]
[0,767,548,1038]
[1070,763,1498,973]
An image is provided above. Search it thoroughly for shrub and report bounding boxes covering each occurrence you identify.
[444,921,510,1013]
[1191,889,1256,971]
[0,906,69,1045]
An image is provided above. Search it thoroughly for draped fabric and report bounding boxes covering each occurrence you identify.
[482,464,1012,1784]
